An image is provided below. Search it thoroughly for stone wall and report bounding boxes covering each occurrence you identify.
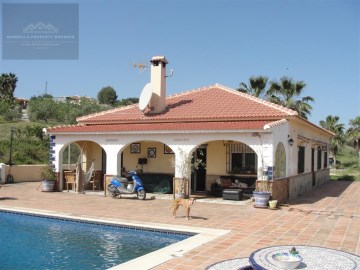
[288,172,314,200]
[271,178,288,204]
[314,168,330,187]
[258,168,330,203]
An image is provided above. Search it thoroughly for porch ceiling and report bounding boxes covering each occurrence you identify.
[46,120,273,134]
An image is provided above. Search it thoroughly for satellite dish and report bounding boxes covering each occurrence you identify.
[139,83,153,111]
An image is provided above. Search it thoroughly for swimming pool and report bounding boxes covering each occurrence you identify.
[0,210,192,270]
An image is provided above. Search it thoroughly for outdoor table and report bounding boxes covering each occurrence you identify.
[249,245,360,270]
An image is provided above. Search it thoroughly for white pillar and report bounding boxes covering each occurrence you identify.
[173,146,193,178]
[53,144,64,190]
[102,145,124,176]
[0,163,7,184]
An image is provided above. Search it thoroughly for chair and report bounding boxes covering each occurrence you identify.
[89,171,103,190]
[64,171,76,191]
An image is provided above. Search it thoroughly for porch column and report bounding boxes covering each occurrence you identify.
[53,144,64,190]
[102,144,124,176]
[253,143,274,180]
[173,146,195,178]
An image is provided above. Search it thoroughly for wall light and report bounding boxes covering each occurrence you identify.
[288,136,294,147]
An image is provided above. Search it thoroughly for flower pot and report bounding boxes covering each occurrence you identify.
[253,191,271,208]
[269,200,278,209]
[42,180,55,192]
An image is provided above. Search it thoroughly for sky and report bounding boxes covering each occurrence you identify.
[0,0,359,128]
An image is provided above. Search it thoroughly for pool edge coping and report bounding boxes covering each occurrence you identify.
[0,206,231,270]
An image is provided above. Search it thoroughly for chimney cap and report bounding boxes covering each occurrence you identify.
[150,56,168,64]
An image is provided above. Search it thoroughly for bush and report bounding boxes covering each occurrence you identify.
[0,101,22,121]
[40,164,57,181]
[0,123,49,165]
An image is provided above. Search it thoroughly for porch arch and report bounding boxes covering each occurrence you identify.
[274,142,286,179]
[57,140,106,191]
[185,140,259,193]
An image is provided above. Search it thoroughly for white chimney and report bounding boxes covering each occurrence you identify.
[149,56,168,113]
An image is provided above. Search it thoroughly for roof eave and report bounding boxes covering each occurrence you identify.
[78,116,291,125]
[45,128,269,136]
[292,116,335,137]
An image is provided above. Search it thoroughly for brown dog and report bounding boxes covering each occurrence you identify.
[172,198,196,220]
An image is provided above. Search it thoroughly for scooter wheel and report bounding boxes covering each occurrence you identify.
[109,192,117,198]
[137,190,146,200]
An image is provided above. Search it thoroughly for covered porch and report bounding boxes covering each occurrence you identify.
[50,123,296,200]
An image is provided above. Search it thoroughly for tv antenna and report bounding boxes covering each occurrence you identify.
[166,69,174,78]
[131,61,149,72]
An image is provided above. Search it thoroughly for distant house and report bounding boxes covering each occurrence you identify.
[45,56,332,200]
[53,95,96,103]
[15,97,29,109]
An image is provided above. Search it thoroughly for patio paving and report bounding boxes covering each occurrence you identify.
[0,180,359,270]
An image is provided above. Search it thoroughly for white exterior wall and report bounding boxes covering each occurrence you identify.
[50,119,330,191]
[50,130,275,190]
[268,121,293,176]
[288,121,331,175]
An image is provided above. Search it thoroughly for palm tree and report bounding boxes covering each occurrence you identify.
[0,73,18,101]
[319,115,345,167]
[237,76,269,99]
[267,76,314,119]
[347,116,360,167]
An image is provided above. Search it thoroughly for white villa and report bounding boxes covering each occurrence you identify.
[45,56,333,201]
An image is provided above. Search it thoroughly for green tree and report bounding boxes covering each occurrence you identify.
[0,73,17,101]
[320,115,345,167]
[347,116,360,167]
[97,86,118,105]
[267,76,314,119]
[115,97,139,107]
[0,124,50,165]
[0,73,20,121]
[237,75,269,98]
[28,94,106,125]
[28,94,58,123]
[0,100,22,122]
[59,97,104,124]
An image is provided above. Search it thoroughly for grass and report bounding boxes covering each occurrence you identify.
[0,121,49,164]
[330,145,360,181]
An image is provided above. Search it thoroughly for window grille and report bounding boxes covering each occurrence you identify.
[226,143,256,174]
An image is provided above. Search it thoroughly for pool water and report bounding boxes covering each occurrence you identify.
[0,211,190,270]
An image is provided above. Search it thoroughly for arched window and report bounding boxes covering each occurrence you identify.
[274,142,286,179]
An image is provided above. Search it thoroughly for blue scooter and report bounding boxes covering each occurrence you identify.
[107,171,146,200]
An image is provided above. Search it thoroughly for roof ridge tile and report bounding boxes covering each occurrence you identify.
[263,119,288,129]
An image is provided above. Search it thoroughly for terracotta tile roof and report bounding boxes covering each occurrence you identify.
[77,84,297,125]
[263,119,288,129]
[46,121,271,134]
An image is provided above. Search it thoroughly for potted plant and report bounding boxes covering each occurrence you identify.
[253,180,272,208]
[40,164,57,192]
